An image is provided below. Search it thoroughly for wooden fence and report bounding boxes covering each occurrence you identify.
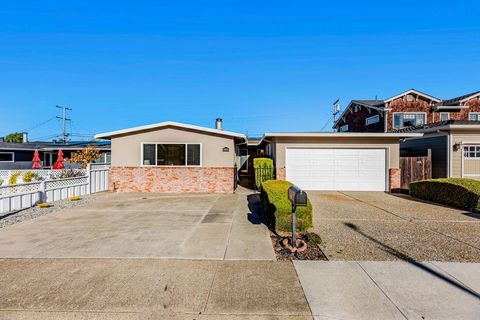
[0,164,109,214]
[400,149,432,190]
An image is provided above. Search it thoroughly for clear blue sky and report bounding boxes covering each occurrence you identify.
[1,1,479,140]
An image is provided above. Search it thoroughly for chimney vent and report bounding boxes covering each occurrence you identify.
[22,132,28,143]
[215,118,223,130]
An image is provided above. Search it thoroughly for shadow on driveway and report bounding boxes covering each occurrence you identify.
[344,222,480,300]
[246,194,266,225]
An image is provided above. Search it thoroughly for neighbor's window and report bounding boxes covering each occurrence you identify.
[440,112,449,121]
[469,113,480,121]
[143,143,201,166]
[0,152,14,162]
[365,115,380,125]
[339,125,349,132]
[464,146,480,158]
[393,113,425,129]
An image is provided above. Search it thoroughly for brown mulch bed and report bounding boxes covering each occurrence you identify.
[271,232,328,261]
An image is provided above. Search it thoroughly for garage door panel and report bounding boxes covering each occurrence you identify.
[286,148,386,191]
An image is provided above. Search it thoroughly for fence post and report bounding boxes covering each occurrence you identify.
[87,163,92,194]
[39,181,46,203]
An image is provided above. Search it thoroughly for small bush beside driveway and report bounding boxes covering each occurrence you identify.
[410,178,480,212]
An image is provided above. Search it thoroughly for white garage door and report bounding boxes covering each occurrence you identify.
[285,148,387,191]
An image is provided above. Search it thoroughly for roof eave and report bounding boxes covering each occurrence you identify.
[384,89,441,103]
[95,121,246,140]
[459,92,480,103]
[432,106,469,110]
[263,132,423,138]
[333,101,387,127]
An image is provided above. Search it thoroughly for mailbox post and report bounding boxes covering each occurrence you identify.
[287,185,308,248]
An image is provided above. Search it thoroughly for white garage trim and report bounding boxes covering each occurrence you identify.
[285,147,390,192]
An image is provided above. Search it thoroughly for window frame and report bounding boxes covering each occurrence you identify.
[0,152,14,162]
[463,145,480,159]
[468,112,480,121]
[365,115,380,126]
[339,124,349,132]
[140,142,202,167]
[439,112,449,121]
[392,112,427,129]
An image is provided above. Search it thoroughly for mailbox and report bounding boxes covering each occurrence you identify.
[288,185,308,207]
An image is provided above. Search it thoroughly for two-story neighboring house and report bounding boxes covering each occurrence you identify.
[334,89,480,180]
[333,89,480,132]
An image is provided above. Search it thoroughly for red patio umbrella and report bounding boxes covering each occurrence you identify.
[52,149,65,169]
[32,149,41,169]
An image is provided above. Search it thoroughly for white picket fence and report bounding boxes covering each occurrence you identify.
[0,164,110,214]
[0,169,87,185]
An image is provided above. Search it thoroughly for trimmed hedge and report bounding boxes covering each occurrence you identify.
[260,180,313,232]
[410,178,480,212]
[253,157,274,189]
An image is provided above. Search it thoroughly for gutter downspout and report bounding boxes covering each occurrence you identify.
[384,109,388,132]
[448,133,452,178]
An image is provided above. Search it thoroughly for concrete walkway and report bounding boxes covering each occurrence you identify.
[294,261,480,320]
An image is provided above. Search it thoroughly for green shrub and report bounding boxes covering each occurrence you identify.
[410,178,480,212]
[260,180,313,232]
[8,172,20,185]
[23,171,39,183]
[253,157,274,189]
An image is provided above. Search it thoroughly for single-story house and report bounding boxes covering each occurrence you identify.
[398,120,480,179]
[0,140,111,170]
[95,121,246,193]
[95,119,422,193]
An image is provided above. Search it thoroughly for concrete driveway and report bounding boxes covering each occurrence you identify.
[0,192,275,260]
[310,191,480,262]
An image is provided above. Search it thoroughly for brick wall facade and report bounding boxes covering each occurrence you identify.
[109,166,235,193]
[389,168,401,192]
[386,97,433,131]
[339,107,384,132]
[276,167,286,180]
[445,99,480,120]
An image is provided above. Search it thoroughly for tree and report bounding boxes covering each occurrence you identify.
[67,146,102,169]
[4,132,23,143]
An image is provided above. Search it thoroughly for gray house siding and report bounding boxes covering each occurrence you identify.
[400,136,448,178]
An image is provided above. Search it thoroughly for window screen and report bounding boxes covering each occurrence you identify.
[187,144,201,166]
[143,144,156,165]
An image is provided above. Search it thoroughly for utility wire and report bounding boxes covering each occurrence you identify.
[18,117,56,133]
[320,114,334,132]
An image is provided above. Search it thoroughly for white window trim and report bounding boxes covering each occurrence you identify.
[140,142,203,167]
[339,124,349,132]
[468,112,480,121]
[365,115,380,126]
[0,152,14,162]
[462,144,480,177]
[392,112,427,129]
[439,112,449,121]
[462,145,480,159]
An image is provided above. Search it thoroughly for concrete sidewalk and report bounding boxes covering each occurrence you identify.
[294,261,480,320]
[0,259,310,319]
